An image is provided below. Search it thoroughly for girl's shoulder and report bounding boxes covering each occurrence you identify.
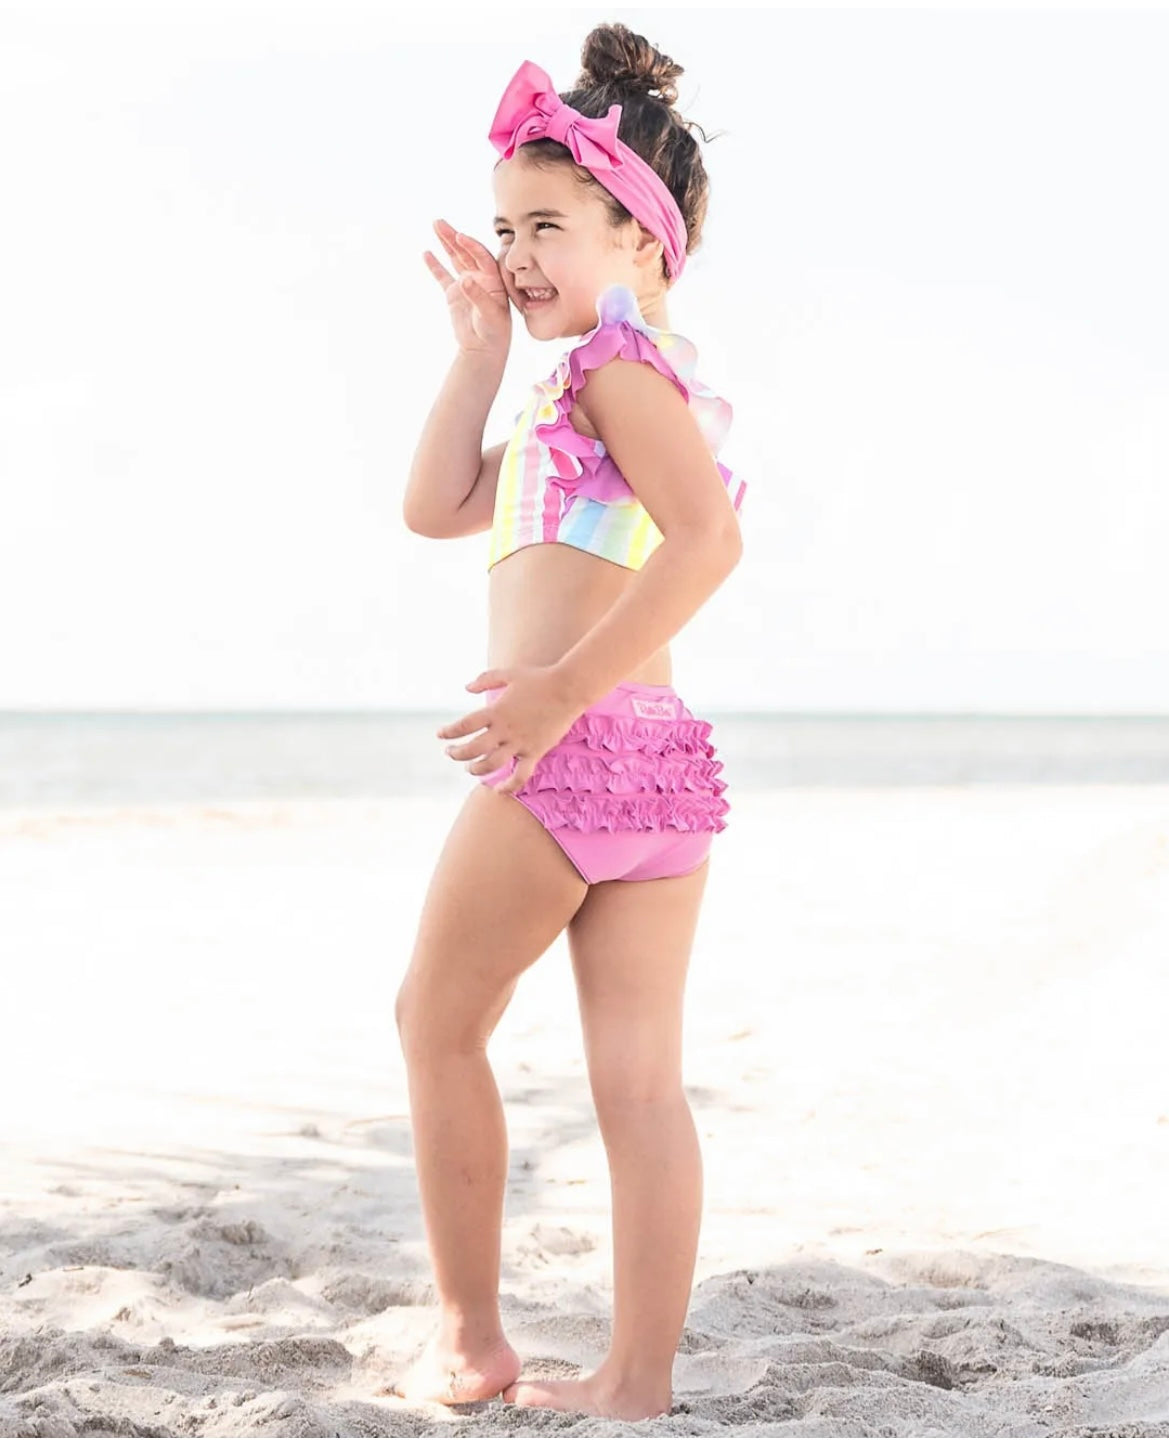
[539,283,735,458]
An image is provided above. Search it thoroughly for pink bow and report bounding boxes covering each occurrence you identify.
[487,59,687,282]
[489,62,626,174]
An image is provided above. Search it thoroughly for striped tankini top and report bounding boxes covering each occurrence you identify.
[487,282,747,572]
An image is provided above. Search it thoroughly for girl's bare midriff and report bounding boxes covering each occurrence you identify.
[487,543,671,686]
[485,398,671,688]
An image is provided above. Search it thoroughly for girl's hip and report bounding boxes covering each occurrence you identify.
[478,678,730,835]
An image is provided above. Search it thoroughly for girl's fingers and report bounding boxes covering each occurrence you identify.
[462,240,504,284]
[422,250,455,286]
[434,225,505,295]
[439,232,469,267]
[455,230,490,263]
[435,220,474,269]
[423,248,476,297]
[444,225,499,279]
[457,274,483,307]
[427,229,505,315]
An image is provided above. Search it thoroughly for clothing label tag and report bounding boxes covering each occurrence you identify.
[630,696,678,721]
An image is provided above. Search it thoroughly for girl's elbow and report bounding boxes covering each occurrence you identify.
[664,521,742,571]
[709,518,743,569]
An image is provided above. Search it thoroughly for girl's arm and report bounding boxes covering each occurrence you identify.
[551,357,743,712]
[402,350,507,538]
[554,528,741,712]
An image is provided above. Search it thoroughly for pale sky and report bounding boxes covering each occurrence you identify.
[2,2,1166,713]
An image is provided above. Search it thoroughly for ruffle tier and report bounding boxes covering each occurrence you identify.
[560,709,715,756]
[520,789,728,835]
[525,748,727,797]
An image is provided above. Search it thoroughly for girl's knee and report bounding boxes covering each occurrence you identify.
[592,1077,688,1126]
[395,972,514,1058]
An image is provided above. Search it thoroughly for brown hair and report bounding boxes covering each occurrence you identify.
[513,23,718,288]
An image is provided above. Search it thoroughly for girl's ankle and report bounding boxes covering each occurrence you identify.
[436,1312,511,1356]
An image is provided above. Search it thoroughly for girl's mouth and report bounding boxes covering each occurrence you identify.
[519,287,557,310]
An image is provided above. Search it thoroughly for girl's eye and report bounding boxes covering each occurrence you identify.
[494,222,557,240]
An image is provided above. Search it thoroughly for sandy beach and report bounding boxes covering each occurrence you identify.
[2,784,1168,1437]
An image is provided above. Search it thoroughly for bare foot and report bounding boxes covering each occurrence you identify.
[502,1370,672,1421]
[386,1330,521,1406]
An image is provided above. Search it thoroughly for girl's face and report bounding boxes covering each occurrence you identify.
[492,153,662,337]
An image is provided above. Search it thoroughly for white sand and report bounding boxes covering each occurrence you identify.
[2,785,1168,1437]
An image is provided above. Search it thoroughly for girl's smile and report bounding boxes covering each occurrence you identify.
[518,287,558,311]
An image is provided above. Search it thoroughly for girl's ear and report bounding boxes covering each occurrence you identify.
[632,223,665,273]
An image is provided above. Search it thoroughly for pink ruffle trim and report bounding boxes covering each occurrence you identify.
[520,789,729,835]
[526,749,727,797]
[531,287,742,513]
[561,710,715,755]
[512,704,730,835]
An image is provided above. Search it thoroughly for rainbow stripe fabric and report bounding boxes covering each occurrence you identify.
[487,283,747,572]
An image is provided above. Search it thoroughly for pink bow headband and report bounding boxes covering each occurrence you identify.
[487,58,688,283]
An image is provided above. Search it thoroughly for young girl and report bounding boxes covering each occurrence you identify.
[393,24,746,1423]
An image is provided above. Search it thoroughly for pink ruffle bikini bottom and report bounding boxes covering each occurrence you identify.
[477,679,729,884]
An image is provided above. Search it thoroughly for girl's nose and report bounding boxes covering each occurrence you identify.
[505,244,530,274]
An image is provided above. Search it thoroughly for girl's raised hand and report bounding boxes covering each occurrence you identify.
[423,219,512,361]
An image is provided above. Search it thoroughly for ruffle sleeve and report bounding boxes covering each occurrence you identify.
[532,283,745,511]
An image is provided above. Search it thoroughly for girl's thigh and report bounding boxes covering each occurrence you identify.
[396,784,590,1051]
[565,858,711,1104]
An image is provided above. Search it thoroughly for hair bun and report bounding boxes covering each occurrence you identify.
[579,22,684,107]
